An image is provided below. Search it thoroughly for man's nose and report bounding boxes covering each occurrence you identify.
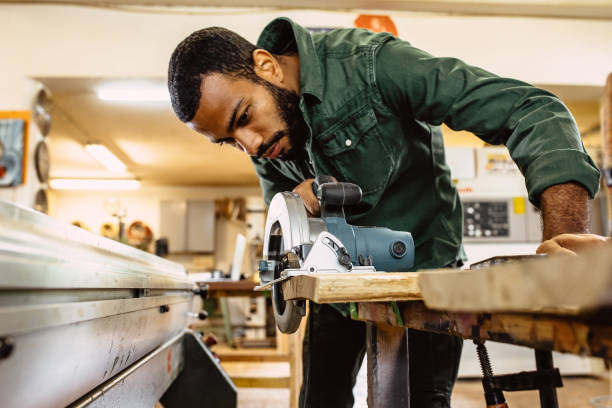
[234,131,262,156]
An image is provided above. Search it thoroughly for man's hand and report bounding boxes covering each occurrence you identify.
[292,177,337,217]
[293,179,320,217]
[536,233,609,256]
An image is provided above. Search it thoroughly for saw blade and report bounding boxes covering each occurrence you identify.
[262,192,327,334]
[271,251,305,334]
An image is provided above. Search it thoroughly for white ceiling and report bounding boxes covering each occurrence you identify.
[41,77,260,186]
[39,77,603,186]
[7,0,612,19]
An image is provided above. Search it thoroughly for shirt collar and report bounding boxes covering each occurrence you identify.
[256,17,323,102]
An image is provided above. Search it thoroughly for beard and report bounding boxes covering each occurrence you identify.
[257,80,309,161]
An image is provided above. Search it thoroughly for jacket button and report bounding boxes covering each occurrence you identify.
[345,139,352,147]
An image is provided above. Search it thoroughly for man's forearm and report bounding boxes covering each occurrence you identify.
[540,182,589,240]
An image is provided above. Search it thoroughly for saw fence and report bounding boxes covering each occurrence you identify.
[281,244,612,408]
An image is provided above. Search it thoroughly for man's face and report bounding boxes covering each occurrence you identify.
[188,73,308,161]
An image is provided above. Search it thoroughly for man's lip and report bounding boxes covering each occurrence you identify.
[265,141,282,159]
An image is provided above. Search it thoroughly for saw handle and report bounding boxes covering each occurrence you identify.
[312,175,336,190]
[312,175,363,219]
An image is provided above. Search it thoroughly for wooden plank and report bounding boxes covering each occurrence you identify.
[601,72,612,175]
[213,344,289,362]
[602,72,612,231]
[231,377,290,388]
[418,244,612,314]
[203,279,258,297]
[276,326,290,354]
[289,303,308,408]
[357,301,612,361]
[220,361,290,388]
[282,272,421,303]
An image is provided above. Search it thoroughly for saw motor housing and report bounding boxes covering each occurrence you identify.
[259,176,415,333]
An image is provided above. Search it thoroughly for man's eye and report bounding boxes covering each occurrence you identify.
[218,138,236,147]
[237,108,249,126]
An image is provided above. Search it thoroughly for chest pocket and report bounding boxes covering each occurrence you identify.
[313,108,393,197]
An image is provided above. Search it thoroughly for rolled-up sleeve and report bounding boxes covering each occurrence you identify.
[375,38,600,206]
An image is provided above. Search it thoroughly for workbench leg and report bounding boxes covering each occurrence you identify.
[535,350,559,408]
[289,313,307,408]
[366,323,410,408]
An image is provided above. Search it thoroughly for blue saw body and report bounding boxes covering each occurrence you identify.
[259,176,416,334]
[324,216,414,272]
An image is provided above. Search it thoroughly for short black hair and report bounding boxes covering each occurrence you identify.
[168,27,257,122]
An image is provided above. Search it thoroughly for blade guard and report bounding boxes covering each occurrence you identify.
[262,192,311,334]
[263,192,310,262]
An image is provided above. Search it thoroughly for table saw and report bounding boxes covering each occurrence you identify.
[0,200,236,407]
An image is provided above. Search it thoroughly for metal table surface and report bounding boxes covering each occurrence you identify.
[0,200,200,407]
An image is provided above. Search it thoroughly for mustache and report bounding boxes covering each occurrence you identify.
[256,130,286,158]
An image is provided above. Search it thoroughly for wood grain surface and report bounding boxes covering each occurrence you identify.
[357,301,612,360]
[418,244,612,314]
[281,272,422,303]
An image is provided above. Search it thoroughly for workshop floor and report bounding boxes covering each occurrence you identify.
[236,376,611,408]
[452,377,610,408]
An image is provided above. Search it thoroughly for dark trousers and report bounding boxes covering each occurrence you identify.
[299,303,463,408]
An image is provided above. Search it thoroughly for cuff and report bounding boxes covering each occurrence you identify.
[524,149,601,207]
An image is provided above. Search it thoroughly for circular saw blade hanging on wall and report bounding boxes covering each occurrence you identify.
[34,140,50,183]
[32,88,52,137]
[34,189,48,214]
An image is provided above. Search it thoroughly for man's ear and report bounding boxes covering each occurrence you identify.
[252,49,283,85]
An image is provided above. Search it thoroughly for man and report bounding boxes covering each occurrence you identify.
[168,17,603,407]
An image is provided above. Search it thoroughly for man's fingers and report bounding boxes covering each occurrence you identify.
[550,233,609,251]
[536,240,577,256]
[536,233,609,256]
[292,179,320,217]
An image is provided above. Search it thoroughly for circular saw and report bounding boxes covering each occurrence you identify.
[257,176,415,334]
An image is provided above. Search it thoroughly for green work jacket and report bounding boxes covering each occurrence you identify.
[252,17,600,272]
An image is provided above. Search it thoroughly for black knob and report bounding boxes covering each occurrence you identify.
[337,247,353,271]
[0,337,14,359]
[159,305,170,313]
[193,285,209,301]
[312,175,336,195]
[391,241,407,258]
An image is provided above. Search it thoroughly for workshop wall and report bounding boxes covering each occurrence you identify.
[49,185,262,239]
[0,82,45,207]
[1,4,609,209]
[50,186,263,273]
[443,100,602,148]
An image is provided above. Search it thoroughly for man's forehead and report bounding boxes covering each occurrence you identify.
[187,120,211,136]
[200,72,254,100]
[190,74,246,136]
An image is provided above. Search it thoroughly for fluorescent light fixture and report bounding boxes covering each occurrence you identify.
[97,85,169,102]
[85,144,127,172]
[50,179,141,191]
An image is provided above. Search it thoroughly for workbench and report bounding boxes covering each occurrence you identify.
[280,244,612,407]
[199,279,259,347]
[200,279,303,407]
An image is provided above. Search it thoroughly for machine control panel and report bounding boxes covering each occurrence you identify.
[461,198,541,242]
[463,201,509,238]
